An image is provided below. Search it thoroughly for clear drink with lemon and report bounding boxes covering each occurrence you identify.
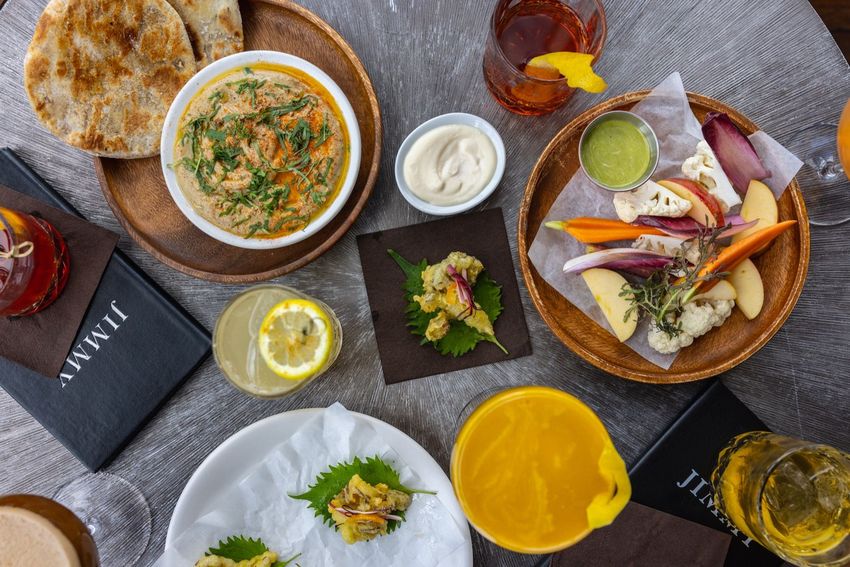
[213,285,342,397]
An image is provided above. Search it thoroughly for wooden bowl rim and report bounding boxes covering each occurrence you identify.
[517,90,811,384]
[94,0,382,283]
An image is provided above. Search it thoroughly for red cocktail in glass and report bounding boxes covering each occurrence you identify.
[0,207,69,317]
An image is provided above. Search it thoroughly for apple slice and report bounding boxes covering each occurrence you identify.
[731,180,778,255]
[727,258,764,320]
[658,178,725,227]
[691,279,737,302]
[581,268,638,342]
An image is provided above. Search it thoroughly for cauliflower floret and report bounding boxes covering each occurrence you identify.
[647,320,695,354]
[681,141,741,213]
[647,299,735,355]
[679,299,734,337]
[632,234,700,264]
[612,180,692,223]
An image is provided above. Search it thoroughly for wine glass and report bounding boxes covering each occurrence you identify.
[53,473,151,566]
[786,98,850,226]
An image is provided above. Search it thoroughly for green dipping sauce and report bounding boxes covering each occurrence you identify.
[580,119,651,188]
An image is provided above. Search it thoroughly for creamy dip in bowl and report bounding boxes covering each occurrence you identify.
[395,113,505,216]
[161,51,361,250]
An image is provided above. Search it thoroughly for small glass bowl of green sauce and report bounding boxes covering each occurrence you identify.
[578,111,659,192]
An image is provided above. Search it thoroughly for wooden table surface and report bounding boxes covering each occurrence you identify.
[1,0,849,565]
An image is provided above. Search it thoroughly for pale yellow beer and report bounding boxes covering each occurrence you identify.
[712,432,850,566]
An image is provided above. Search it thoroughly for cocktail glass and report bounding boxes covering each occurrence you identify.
[712,432,850,566]
[213,285,342,398]
[0,207,69,317]
[483,0,606,116]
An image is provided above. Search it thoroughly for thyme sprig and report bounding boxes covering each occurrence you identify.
[620,226,729,337]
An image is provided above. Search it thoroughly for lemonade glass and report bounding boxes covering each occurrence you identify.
[213,285,342,398]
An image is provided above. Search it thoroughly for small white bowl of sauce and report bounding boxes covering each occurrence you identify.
[395,113,506,216]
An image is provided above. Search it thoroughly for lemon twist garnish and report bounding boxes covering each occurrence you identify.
[258,298,333,381]
[526,52,607,93]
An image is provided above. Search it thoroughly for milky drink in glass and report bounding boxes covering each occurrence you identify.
[0,494,98,567]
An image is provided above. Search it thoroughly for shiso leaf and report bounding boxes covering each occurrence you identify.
[289,456,434,535]
[206,535,300,566]
[387,250,507,357]
[207,535,269,561]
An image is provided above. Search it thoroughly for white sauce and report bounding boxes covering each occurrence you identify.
[403,124,497,206]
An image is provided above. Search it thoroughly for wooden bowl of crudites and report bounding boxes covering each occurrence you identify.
[517,91,810,384]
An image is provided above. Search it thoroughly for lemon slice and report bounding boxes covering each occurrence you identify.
[258,299,333,381]
[526,52,607,93]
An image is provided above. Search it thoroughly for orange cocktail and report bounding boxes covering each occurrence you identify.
[451,386,630,553]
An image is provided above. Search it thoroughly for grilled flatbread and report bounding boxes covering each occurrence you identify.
[23,0,197,158]
[164,0,244,68]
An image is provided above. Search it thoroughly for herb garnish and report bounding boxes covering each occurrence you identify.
[205,535,300,567]
[229,78,267,108]
[315,113,333,147]
[620,226,728,337]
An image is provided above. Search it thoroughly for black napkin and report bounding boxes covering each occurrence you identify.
[356,208,531,383]
[0,184,119,377]
[550,502,732,567]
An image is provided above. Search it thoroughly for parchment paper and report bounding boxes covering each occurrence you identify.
[528,72,803,369]
[155,404,466,566]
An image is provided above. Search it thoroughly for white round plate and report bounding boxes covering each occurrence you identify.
[161,50,362,250]
[395,112,506,216]
[167,409,473,567]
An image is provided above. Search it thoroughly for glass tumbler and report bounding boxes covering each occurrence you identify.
[483,0,607,115]
[213,285,342,398]
[0,207,70,317]
[712,432,850,567]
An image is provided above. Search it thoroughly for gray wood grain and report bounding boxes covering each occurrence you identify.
[1,0,848,565]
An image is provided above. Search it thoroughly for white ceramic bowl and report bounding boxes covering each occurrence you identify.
[395,113,505,216]
[160,50,361,250]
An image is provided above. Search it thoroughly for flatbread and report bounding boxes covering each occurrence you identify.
[164,0,244,68]
[23,0,197,158]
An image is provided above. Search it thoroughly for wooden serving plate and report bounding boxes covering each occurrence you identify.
[94,0,381,282]
[518,91,810,383]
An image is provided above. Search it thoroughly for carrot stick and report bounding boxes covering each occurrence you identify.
[683,220,797,299]
[545,217,665,243]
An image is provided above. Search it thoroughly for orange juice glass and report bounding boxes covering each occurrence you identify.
[451,386,630,553]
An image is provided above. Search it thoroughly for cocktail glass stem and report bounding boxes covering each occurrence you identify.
[53,473,151,566]
[787,122,850,227]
